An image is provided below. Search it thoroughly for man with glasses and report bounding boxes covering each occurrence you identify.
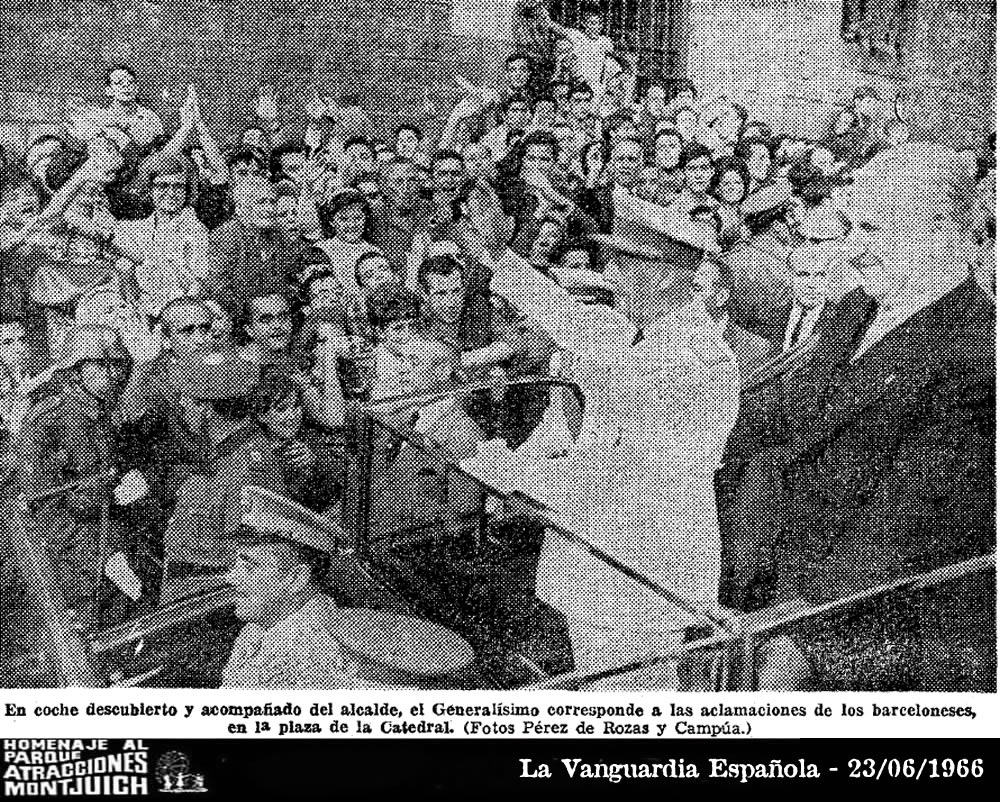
[114,159,210,319]
[424,151,468,244]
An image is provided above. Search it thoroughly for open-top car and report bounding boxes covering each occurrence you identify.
[1,375,994,690]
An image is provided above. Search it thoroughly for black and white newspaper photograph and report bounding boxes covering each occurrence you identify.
[0,0,995,796]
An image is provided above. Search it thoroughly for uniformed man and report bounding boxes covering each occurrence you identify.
[17,324,133,628]
[158,348,288,604]
[221,486,476,689]
[220,486,360,689]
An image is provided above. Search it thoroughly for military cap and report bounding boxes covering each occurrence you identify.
[239,485,345,555]
[167,348,260,400]
[330,609,476,682]
[57,324,131,370]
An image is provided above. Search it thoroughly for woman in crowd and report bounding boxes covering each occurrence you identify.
[708,157,751,250]
[668,142,717,216]
[672,104,699,143]
[317,188,378,295]
[249,370,341,513]
[641,127,684,204]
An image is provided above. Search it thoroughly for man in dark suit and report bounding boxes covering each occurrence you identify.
[718,143,996,691]
[204,177,302,335]
[772,243,834,352]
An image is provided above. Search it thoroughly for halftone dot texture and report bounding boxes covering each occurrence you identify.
[0,0,995,692]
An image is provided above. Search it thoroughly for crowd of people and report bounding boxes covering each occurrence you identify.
[0,3,995,690]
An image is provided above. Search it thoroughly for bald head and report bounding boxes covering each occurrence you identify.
[852,143,977,233]
[848,143,976,300]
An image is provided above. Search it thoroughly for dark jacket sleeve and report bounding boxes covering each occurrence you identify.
[204,224,240,321]
[800,360,995,604]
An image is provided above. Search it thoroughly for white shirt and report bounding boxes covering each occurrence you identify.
[564,30,615,94]
[782,301,826,351]
[852,267,966,361]
[71,104,165,148]
[221,595,361,689]
[480,124,512,163]
[114,208,209,317]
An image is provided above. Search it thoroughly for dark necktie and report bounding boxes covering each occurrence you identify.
[788,307,806,349]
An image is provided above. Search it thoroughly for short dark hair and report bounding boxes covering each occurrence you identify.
[502,94,530,115]
[505,52,532,68]
[149,156,191,184]
[799,176,834,205]
[678,141,713,168]
[559,238,600,270]
[273,175,301,196]
[366,285,421,331]
[570,82,594,100]
[301,245,331,269]
[654,127,683,147]
[343,136,374,155]
[208,394,252,422]
[302,267,335,299]
[431,149,463,168]
[270,141,308,177]
[536,213,566,233]
[581,5,603,20]
[352,170,381,189]
[741,121,773,142]
[672,105,698,127]
[385,154,416,170]
[105,64,136,86]
[317,188,371,238]
[734,137,772,163]
[522,129,560,160]
[506,129,526,148]
[417,254,464,290]
[672,78,697,99]
[226,148,266,170]
[708,157,750,201]
[395,123,424,142]
[532,95,557,111]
